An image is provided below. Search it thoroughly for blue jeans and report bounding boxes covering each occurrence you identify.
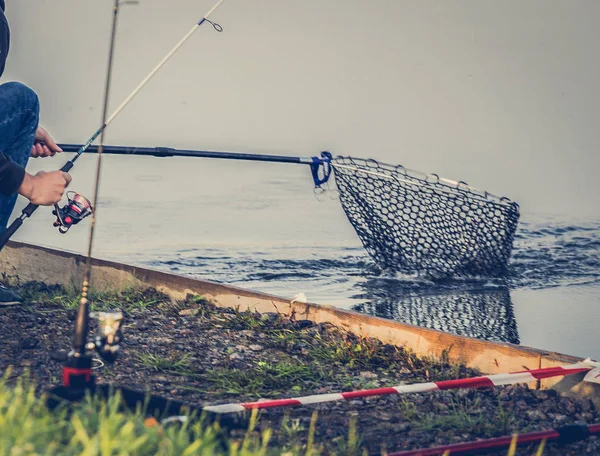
[0,82,39,229]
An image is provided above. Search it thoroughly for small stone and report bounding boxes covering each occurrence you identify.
[20,360,32,367]
[229,353,243,361]
[516,400,528,409]
[378,412,392,421]
[50,349,69,362]
[553,414,569,425]
[526,410,547,421]
[178,309,198,317]
[20,337,39,349]
[545,389,558,398]
[389,415,402,424]
[580,400,593,413]
[235,345,248,352]
[154,337,173,344]
[434,402,449,411]
[359,371,378,379]
[294,320,314,329]
[499,391,510,401]
[249,344,263,352]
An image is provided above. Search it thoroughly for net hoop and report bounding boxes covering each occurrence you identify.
[330,156,520,278]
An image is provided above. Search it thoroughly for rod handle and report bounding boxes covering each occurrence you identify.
[0,217,24,251]
[61,161,74,172]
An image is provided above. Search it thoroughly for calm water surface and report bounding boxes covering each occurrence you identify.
[11,154,600,360]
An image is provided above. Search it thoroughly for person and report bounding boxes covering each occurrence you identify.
[0,0,71,304]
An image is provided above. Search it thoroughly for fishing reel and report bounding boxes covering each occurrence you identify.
[88,311,124,363]
[52,192,93,234]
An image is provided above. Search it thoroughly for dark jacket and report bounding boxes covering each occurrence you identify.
[0,1,27,197]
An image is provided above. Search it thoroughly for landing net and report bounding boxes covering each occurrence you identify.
[331,157,520,278]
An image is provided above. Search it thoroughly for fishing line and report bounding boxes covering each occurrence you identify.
[73,0,121,357]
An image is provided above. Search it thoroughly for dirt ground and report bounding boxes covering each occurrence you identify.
[0,281,599,455]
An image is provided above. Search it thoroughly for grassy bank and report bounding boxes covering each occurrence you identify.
[0,282,598,455]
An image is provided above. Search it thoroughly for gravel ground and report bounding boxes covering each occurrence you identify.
[0,281,599,455]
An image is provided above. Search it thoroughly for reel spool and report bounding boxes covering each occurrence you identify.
[89,311,124,363]
[53,192,93,234]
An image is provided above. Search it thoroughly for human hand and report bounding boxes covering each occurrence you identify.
[31,126,63,158]
[18,171,72,206]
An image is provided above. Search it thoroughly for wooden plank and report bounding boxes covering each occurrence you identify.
[0,240,597,403]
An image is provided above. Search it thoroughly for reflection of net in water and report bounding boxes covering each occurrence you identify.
[332,157,520,278]
[353,284,519,344]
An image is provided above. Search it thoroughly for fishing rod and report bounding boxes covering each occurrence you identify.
[57,143,334,188]
[0,0,229,252]
[43,0,243,428]
[48,0,126,407]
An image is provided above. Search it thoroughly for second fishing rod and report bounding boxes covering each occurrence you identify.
[0,0,229,252]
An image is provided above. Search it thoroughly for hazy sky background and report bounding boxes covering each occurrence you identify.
[2,0,599,218]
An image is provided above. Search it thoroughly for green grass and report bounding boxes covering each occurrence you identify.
[0,371,339,456]
[195,360,331,397]
[0,370,553,456]
[165,294,215,319]
[135,352,195,374]
[308,333,395,370]
[0,371,224,455]
[13,281,171,312]
[399,394,515,436]
[221,308,269,331]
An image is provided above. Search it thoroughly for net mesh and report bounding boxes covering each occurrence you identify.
[332,157,520,278]
[352,286,519,344]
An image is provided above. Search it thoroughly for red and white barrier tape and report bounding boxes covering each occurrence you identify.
[203,359,599,414]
